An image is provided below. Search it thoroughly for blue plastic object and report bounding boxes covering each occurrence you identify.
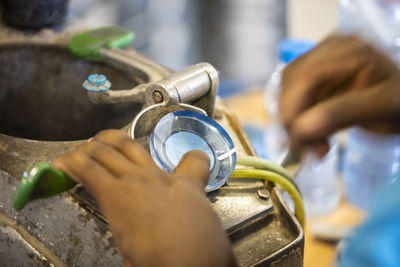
[150,110,236,192]
[82,74,112,91]
[338,179,400,267]
[278,39,316,64]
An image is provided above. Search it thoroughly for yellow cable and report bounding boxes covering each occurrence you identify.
[236,156,301,193]
[232,156,305,228]
[231,169,305,228]
[237,156,292,180]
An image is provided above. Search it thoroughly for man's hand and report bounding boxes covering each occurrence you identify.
[280,35,400,155]
[54,130,237,267]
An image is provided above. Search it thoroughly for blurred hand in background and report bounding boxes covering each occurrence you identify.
[279,35,400,155]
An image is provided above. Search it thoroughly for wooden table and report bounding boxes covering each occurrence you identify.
[225,90,366,267]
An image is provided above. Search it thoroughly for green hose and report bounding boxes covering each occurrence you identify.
[232,156,305,228]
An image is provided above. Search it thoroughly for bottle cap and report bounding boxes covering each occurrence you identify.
[279,39,316,64]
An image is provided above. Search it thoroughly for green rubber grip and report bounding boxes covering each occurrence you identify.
[68,25,135,61]
[13,163,77,211]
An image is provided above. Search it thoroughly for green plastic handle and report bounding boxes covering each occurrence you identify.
[13,163,77,211]
[68,25,135,61]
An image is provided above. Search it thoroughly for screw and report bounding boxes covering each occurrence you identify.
[153,91,164,103]
[257,189,271,200]
[82,74,112,92]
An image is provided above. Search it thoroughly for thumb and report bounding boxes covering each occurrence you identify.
[174,150,211,190]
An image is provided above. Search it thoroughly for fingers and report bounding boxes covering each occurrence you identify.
[174,150,211,191]
[54,129,157,193]
[278,35,400,150]
[279,35,371,130]
[78,140,137,177]
[93,130,156,168]
[288,89,381,147]
[53,151,114,196]
[310,141,331,158]
[280,51,363,130]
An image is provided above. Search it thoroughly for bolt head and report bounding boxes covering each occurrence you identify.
[257,189,271,200]
[153,91,164,103]
[83,74,111,92]
[88,74,107,86]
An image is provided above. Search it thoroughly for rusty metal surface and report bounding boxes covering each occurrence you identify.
[0,170,121,266]
[0,26,303,266]
[0,213,54,267]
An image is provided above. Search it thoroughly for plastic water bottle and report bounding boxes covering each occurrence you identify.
[264,39,341,217]
[338,0,400,65]
[295,141,341,217]
[339,0,400,209]
[264,39,315,162]
[342,128,400,208]
[264,62,286,163]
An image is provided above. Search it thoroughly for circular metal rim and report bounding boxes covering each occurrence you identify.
[149,110,236,192]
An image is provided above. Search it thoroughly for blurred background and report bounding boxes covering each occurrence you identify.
[66,0,338,97]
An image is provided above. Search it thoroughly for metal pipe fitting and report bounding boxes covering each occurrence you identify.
[144,62,219,106]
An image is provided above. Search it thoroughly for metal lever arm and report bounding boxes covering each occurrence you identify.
[86,84,147,104]
[84,62,219,116]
